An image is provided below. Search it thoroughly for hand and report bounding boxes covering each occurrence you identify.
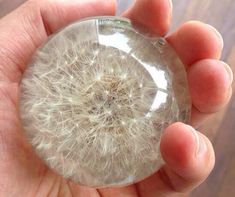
[0,0,232,196]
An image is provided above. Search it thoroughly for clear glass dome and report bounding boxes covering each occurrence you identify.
[19,16,191,188]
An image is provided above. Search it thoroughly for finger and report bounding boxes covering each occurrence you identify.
[167,21,224,67]
[160,123,215,192]
[98,185,139,197]
[0,0,116,83]
[188,59,233,115]
[136,122,215,196]
[123,0,172,36]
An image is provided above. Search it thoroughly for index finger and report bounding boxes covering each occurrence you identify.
[123,0,172,36]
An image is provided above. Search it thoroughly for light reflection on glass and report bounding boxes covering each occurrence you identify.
[99,33,169,114]
[149,91,168,112]
[98,33,131,53]
[131,54,169,113]
[131,55,168,90]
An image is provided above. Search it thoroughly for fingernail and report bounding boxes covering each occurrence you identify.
[186,125,207,157]
[196,133,208,157]
[222,62,233,85]
[168,0,173,12]
[207,24,224,50]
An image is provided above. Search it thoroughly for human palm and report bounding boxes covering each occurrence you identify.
[0,0,232,197]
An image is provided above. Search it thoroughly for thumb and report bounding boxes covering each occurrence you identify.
[0,0,116,83]
[137,122,215,196]
[161,122,215,192]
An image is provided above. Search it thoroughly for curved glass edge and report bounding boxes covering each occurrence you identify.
[154,38,192,124]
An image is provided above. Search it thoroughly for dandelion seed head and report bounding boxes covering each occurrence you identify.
[19,17,191,188]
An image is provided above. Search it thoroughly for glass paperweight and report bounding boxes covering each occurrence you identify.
[19,16,191,188]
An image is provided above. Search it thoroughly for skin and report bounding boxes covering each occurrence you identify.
[0,0,233,196]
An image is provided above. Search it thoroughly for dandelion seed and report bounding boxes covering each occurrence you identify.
[121,55,125,60]
[68,98,73,102]
[121,121,126,125]
[121,73,127,79]
[94,50,99,56]
[80,48,86,54]
[90,60,95,65]
[96,74,101,81]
